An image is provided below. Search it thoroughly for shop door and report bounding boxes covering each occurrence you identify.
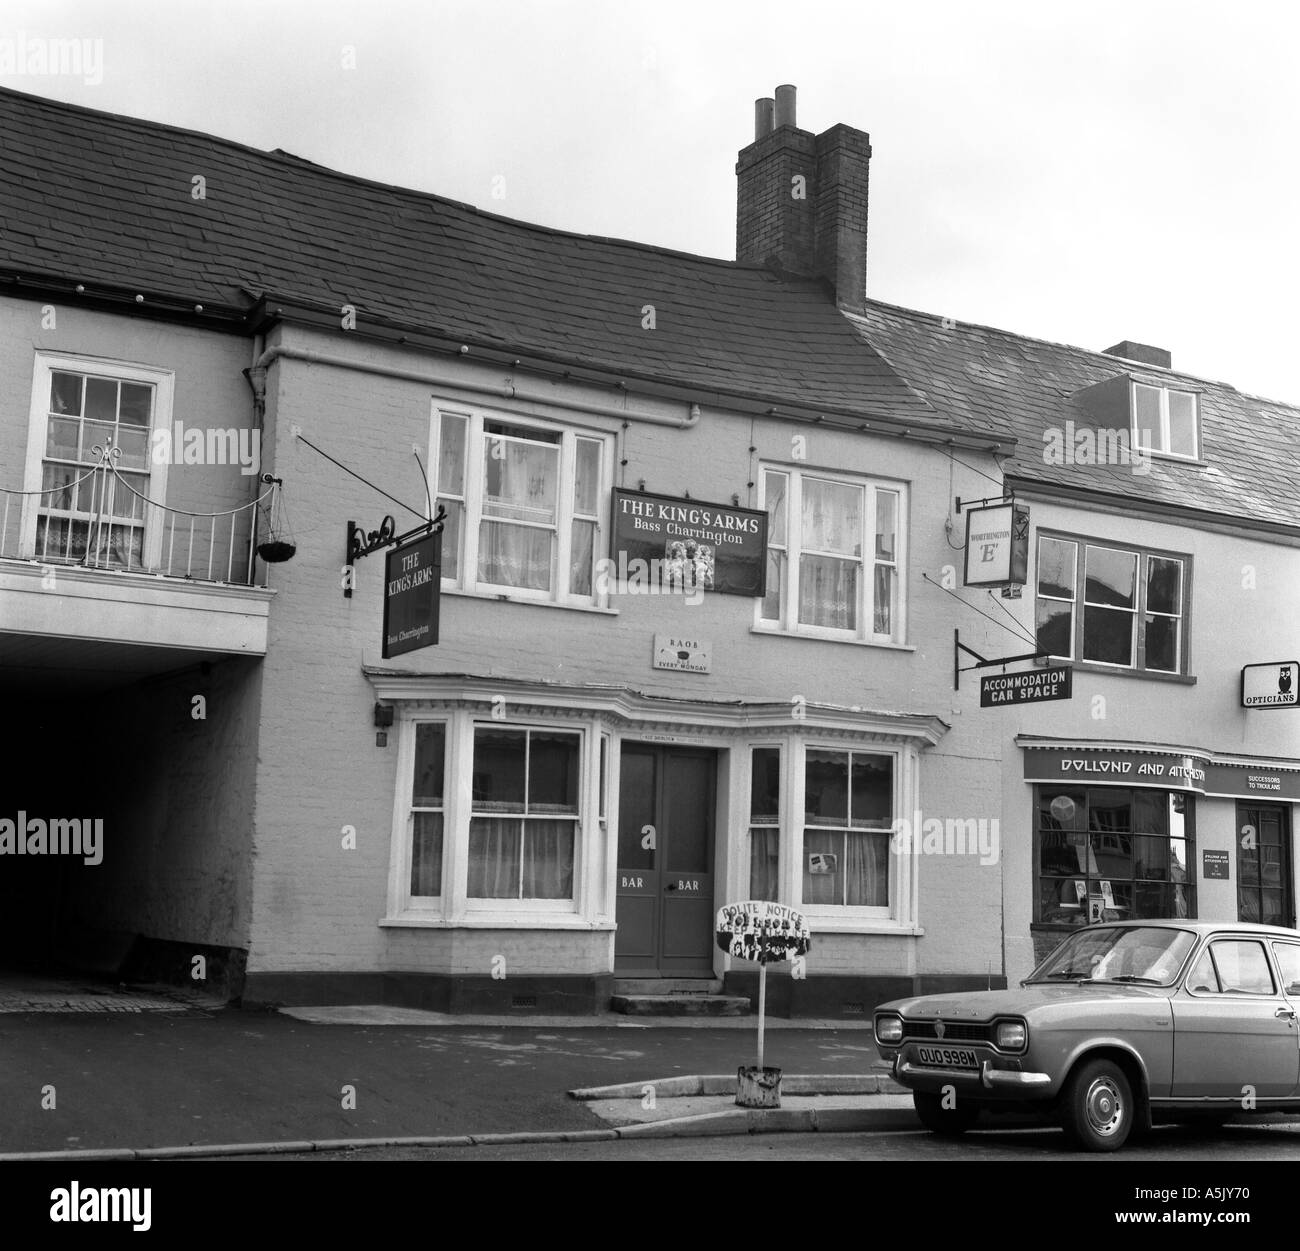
[614,745,716,976]
[1238,803,1294,928]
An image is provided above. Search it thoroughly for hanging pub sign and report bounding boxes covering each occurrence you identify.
[382,530,440,658]
[610,488,767,598]
[964,502,1030,587]
[1241,661,1298,709]
[716,901,811,964]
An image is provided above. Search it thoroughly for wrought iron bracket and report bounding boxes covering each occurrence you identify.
[954,628,1050,691]
[343,505,445,599]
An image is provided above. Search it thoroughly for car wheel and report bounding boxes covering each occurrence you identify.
[1061,1059,1133,1152]
[913,1090,981,1136]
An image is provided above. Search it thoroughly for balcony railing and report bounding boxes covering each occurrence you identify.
[1,445,276,587]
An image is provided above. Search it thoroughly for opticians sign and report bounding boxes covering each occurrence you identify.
[964,502,1029,587]
[610,489,767,598]
[382,530,440,658]
[1241,661,1299,709]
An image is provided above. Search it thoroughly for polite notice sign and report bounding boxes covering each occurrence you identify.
[610,489,767,597]
[1241,661,1298,709]
[382,531,440,658]
[980,665,1073,707]
[716,901,811,965]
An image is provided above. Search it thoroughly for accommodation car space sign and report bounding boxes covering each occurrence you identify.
[611,488,767,597]
[964,502,1029,587]
[716,901,811,965]
[981,665,1073,706]
[1241,661,1298,709]
[382,531,440,658]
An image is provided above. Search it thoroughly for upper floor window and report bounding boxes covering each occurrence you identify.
[758,466,904,643]
[431,407,607,605]
[1035,534,1187,674]
[1132,383,1198,460]
[20,354,173,569]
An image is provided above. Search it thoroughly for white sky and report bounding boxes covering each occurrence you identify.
[6,0,1300,403]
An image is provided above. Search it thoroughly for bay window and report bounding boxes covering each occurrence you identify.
[802,748,892,908]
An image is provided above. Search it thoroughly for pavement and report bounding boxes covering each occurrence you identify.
[0,978,919,1160]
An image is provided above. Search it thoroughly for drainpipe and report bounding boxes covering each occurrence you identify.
[249,343,702,429]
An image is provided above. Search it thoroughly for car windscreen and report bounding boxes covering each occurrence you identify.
[1026,926,1197,986]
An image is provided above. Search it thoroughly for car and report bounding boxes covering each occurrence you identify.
[873,919,1300,1151]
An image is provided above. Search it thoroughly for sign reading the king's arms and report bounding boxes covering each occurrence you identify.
[610,489,767,598]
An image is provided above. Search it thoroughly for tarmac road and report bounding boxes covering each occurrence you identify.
[0,1008,885,1154]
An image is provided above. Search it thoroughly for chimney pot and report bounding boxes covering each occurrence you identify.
[774,84,797,129]
[754,97,775,140]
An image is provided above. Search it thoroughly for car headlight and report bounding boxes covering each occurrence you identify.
[876,1014,903,1045]
[995,1020,1027,1050]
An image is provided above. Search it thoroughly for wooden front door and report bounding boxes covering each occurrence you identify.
[614,745,716,975]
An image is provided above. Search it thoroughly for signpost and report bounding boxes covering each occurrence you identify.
[382,530,440,659]
[716,901,811,1107]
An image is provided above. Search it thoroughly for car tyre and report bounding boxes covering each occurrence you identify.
[1061,1058,1133,1152]
[913,1090,981,1136]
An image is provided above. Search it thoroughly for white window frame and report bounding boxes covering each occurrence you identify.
[20,352,174,568]
[428,404,612,608]
[755,464,907,645]
[1130,382,1199,460]
[386,707,594,925]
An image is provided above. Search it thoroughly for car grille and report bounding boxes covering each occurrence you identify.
[900,1020,995,1043]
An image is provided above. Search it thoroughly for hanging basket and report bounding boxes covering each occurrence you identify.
[257,539,297,563]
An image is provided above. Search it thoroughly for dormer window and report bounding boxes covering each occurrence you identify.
[1132,383,1198,460]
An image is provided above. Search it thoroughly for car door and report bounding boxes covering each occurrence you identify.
[1171,937,1300,1100]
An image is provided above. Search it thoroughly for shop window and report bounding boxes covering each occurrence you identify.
[1132,383,1199,460]
[21,353,174,569]
[749,746,781,900]
[430,407,608,605]
[408,723,446,897]
[1034,534,1188,674]
[1238,804,1293,928]
[802,748,892,908]
[758,467,904,643]
[468,726,579,900]
[1034,787,1195,926]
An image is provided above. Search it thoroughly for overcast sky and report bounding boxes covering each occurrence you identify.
[6,0,1300,403]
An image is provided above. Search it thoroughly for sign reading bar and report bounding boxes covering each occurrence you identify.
[981,665,1073,707]
[382,530,440,658]
[1241,661,1298,709]
[610,489,767,598]
[964,502,1029,587]
[1202,850,1231,881]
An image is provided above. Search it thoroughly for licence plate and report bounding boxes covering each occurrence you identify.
[914,1046,979,1069]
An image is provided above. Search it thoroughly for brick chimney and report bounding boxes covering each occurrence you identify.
[1103,340,1172,369]
[736,85,873,311]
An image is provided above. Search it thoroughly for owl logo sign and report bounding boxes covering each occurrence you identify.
[1241,662,1300,709]
[716,901,811,965]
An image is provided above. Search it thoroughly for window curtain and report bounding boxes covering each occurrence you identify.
[521,819,574,899]
[468,818,521,898]
[409,812,444,896]
[799,479,861,630]
[799,558,857,629]
[479,440,556,590]
[750,827,779,901]
[845,831,888,906]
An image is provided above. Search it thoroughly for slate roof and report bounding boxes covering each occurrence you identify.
[846,302,1300,531]
[0,86,937,426]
